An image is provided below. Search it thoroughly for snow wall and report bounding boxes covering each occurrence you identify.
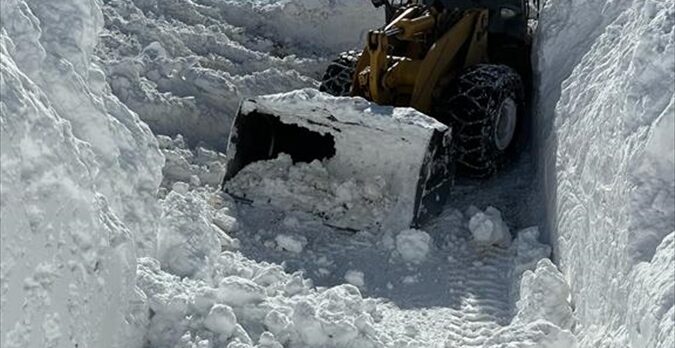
[0,0,163,347]
[536,0,674,346]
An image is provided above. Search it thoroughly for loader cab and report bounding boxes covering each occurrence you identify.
[378,0,533,43]
[427,0,530,43]
[375,0,534,94]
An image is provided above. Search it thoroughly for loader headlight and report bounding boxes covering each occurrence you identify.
[500,7,518,19]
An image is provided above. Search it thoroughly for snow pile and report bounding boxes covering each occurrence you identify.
[468,206,512,247]
[514,259,575,331]
[484,236,575,348]
[136,253,405,348]
[1,0,162,346]
[536,0,675,345]
[136,222,562,348]
[225,154,395,232]
[98,0,378,149]
[511,227,553,289]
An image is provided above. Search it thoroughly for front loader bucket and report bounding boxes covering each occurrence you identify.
[222,89,454,231]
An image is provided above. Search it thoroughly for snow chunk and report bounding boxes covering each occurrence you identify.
[275,234,308,254]
[258,331,283,348]
[203,304,237,338]
[511,227,553,300]
[468,206,511,247]
[514,259,575,330]
[395,229,431,264]
[344,270,365,288]
[218,277,266,306]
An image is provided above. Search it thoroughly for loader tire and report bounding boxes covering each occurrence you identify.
[435,64,524,177]
[319,51,359,97]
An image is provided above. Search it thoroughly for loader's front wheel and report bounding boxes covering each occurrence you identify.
[319,51,359,97]
[435,64,524,177]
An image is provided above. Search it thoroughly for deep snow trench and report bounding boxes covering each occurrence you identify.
[1,0,673,348]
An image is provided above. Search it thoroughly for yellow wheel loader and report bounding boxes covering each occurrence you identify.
[222,0,536,231]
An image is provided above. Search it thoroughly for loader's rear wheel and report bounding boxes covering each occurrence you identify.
[435,64,524,177]
[319,51,359,97]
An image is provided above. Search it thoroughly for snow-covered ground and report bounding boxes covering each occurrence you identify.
[1,0,673,348]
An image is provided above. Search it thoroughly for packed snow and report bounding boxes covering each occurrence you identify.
[1,0,673,348]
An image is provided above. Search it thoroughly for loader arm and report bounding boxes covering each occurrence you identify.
[411,9,489,113]
[352,8,489,113]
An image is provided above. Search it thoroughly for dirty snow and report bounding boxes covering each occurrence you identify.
[1,0,673,348]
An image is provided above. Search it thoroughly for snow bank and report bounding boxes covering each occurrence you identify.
[99,0,378,149]
[217,0,380,55]
[536,0,674,345]
[1,0,162,346]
